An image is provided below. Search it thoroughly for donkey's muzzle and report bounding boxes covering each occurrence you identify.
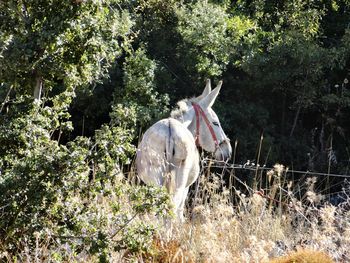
[214,139,232,161]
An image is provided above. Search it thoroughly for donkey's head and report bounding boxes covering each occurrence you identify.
[175,80,232,161]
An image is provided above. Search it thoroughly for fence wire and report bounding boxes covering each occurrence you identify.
[201,158,350,179]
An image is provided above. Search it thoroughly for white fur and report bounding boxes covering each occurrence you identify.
[136,80,232,221]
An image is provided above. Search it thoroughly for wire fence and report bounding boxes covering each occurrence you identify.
[196,158,350,204]
[201,158,350,179]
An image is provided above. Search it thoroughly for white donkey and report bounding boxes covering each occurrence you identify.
[136,80,232,221]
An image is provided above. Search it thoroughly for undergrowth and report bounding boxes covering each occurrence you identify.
[144,163,350,263]
[1,163,349,262]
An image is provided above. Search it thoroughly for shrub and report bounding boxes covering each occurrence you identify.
[0,94,171,261]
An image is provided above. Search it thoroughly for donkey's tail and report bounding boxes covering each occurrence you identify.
[164,119,175,194]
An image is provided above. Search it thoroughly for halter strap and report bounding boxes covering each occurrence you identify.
[191,102,219,147]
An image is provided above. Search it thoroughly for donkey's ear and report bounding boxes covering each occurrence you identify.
[196,79,212,101]
[199,80,222,108]
[202,79,212,97]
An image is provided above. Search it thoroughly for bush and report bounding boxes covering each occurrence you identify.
[0,94,171,261]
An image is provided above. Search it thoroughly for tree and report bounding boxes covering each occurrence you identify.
[0,1,171,259]
[0,0,133,99]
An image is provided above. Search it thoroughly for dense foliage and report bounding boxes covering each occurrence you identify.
[1,0,350,260]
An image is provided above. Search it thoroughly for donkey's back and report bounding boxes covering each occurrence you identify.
[136,118,199,220]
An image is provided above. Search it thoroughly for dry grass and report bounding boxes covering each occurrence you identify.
[139,165,350,263]
[3,165,350,262]
[270,249,334,263]
[144,237,195,263]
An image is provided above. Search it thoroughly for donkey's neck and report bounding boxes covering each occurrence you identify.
[172,111,195,129]
[170,99,196,131]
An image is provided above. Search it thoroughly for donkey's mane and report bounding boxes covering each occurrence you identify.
[170,98,196,120]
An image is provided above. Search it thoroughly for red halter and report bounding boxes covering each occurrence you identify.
[191,102,219,147]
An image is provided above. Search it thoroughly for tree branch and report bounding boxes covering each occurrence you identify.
[0,85,13,114]
[289,104,301,138]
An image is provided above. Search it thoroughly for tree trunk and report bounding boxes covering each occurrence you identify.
[289,104,301,138]
[33,76,43,100]
[280,93,286,136]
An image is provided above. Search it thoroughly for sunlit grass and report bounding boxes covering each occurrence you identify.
[3,164,349,262]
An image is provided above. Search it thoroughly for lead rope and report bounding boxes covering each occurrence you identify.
[165,119,173,193]
[193,103,200,146]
